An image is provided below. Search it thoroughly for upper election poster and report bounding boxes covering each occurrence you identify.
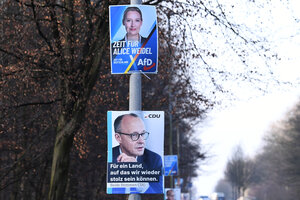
[107,111,164,194]
[109,5,158,74]
[164,155,178,176]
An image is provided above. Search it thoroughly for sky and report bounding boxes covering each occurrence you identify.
[193,90,300,196]
[190,0,300,198]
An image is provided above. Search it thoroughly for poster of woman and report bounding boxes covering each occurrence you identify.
[109,5,158,74]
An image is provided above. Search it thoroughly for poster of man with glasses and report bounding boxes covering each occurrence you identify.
[107,111,164,194]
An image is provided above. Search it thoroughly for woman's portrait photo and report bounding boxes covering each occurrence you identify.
[121,7,146,44]
[109,5,158,74]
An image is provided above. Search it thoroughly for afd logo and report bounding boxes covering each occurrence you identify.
[144,114,161,119]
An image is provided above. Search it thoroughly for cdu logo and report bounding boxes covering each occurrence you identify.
[144,114,161,119]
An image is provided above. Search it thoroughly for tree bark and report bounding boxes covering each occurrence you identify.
[48,115,77,200]
[46,0,109,198]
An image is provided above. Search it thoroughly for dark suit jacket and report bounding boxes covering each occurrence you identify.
[111,145,163,194]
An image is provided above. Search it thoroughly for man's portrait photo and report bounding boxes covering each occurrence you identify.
[107,111,164,194]
[165,188,181,200]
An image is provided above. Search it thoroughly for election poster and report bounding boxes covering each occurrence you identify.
[164,155,178,176]
[181,193,190,200]
[165,188,181,200]
[109,5,158,74]
[175,177,184,188]
[107,111,164,194]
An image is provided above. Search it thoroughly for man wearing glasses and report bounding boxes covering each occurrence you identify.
[112,113,163,193]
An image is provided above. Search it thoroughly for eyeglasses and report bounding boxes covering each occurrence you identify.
[116,131,149,141]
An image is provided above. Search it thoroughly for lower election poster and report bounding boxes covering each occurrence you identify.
[107,111,164,194]
[165,188,181,200]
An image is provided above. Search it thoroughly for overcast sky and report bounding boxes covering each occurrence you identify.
[193,90,300,196]
[191,0,300,198]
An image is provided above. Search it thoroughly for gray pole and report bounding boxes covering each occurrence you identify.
[129,1,143,199]
[128,75,142,200]
[168,91,173,188]
[131,0,142,4]
[129,73,142,111]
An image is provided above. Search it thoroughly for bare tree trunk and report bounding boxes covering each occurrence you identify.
[48,115,77,200]
[46,0,109,197]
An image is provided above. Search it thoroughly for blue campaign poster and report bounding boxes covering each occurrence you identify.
[107,111,164,194]
[164,155,178,176]
[109,5,158,74]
